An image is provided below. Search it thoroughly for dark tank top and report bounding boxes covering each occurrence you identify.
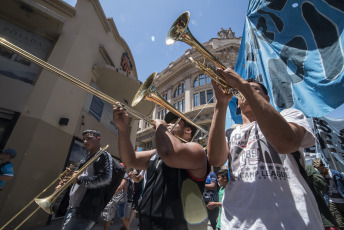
[139,151,208,230]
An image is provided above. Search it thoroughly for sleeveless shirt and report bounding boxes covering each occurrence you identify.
[139,151,208,229]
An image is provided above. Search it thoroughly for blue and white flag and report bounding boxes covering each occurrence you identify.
[230,0,344,125]
[313,116,344,172]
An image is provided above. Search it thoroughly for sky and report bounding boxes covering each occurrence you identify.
[63,0,250,82]
[63,0,343,119]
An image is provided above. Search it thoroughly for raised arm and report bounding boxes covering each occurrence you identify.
[217,68,308,154]
[207,80,233,167]
[113,105,155,170]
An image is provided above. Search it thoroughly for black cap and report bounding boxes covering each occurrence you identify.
[164,112,197,137]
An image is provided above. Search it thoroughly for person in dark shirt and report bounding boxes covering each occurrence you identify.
[113,105,209,230]
[59,130,124,230]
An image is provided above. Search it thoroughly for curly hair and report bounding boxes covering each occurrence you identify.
[312,158,324,168]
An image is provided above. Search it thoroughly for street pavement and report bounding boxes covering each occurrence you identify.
[33,215,214,230]
[33,204,214,230]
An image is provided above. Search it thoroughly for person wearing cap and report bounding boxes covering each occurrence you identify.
[207,72,322,229]
[113,104,209,230]
[0,148,17,191]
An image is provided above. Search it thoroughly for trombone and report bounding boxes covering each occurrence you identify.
[1,145,109,230]
[166,11,245,101]
[0,38,207,138]
[131,72,209,142]
[0,38,153,125]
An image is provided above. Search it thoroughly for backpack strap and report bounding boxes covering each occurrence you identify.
[292,151,308,182]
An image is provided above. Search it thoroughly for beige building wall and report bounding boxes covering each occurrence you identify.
[136,28,241,150]
[0,0,152,229]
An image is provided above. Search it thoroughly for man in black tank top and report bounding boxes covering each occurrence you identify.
[113,105,209,230]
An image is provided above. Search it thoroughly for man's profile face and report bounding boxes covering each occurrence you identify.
[238,82,269,109]
[167,119,184,136]
[83,133,100,152]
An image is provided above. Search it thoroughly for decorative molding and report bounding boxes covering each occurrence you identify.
[42,0,76,17]
[99,45,115,66]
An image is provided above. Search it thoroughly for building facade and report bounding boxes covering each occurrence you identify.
[136,28,241,150]
[0,0,152,229]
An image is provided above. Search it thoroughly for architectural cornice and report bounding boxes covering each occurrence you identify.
[43,0,76,17]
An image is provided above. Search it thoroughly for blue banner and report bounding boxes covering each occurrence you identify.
[313,116,344,172]
[231,0,344,125]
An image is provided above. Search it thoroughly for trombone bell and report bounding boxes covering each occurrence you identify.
[166,11,190,46]
[131,72,208,136]
[34,196,54,215]
[132,72,156,107]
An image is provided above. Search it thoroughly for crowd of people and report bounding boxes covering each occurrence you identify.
[2,66,344,230]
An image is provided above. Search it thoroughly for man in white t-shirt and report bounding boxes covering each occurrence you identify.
[207,68,323,229]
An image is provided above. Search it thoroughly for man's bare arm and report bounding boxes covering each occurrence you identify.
[207,80,232,167]
[113,105,155,170]
[218,68,307,154]
[155,121,207,179]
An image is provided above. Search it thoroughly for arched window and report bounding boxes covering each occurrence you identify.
[199,74,205,86]
[193,77,198,87]
[174,83,185,97]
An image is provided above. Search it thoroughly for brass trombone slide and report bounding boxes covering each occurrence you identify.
[0,37,207,138]
[166,11,245,100]
[0,38,152,124]
[0,145,109,230]
[0,170,70,230]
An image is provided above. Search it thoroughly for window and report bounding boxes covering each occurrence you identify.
[193,74,211,88]
[174,83,185,97]
[194,93,199,107]
[158,109,167,120]
[200,91,206,105]
[199,74,205,86]
[163,93,168,101]
[174,99,185,112]
[206,75,211,84]
[193,89,214,107]
[207,89,214,103]
[193,77,199,87]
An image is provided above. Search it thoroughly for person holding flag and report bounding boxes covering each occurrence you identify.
[207,68,323,229]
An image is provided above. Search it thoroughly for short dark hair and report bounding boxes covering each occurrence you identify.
[247,79,268,96]
[82,129,101,137]
[217,169,228,179]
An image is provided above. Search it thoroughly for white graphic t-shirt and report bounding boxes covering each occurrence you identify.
[221,108,322,230]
